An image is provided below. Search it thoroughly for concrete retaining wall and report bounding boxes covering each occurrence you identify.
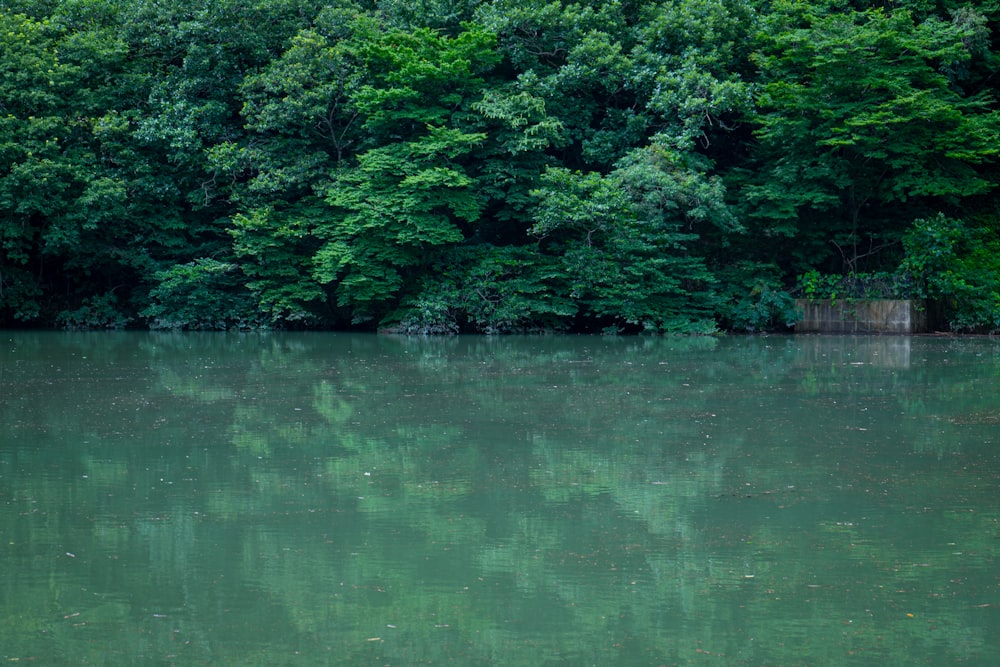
[794,299,929,334]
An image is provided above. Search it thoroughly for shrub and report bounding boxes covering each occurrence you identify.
[57,293,130,330]
[141,259,265,330]
[901,213,1000,332]
[716,261,800,332]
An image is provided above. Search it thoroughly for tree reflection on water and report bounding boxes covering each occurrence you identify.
[1,332,997,665]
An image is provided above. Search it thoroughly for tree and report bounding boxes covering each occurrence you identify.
[225,19,501,326]
[528,141,734,333]
[0,8,130,321]
[743,0,1000,275]
[900,213,1000,332]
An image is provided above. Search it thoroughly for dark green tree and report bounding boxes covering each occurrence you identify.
[743,0,1000,275]
[0,8,131,322]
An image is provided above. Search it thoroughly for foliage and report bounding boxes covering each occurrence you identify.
[715,261,800,332]
[229,205,328,326]
[141,258,263,330]
[901,213,1000,332]
[1,0,999,332]
[386,245,576,334]
[797,269,923,302]
[56,292,131,330]
[745,0,1000,274]
[529,143,731,333]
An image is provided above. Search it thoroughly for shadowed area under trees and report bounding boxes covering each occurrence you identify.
[1,0,999,332]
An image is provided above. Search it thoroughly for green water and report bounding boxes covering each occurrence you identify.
[0,332,998,665]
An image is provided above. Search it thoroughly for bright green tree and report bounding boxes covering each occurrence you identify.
[224,18,501,326]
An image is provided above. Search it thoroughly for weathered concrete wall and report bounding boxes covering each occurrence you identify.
[794,299,929,334]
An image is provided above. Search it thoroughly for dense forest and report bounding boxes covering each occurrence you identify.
[1,0,999,333]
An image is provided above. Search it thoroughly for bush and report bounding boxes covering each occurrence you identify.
[386,246,576,334]
[796,270,923,302]
[901,213,1000,332]
[57,293,131,330]
[141,259,266,330]
[716,261,800,332]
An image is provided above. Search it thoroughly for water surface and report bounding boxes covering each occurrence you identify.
[1,333,998,665]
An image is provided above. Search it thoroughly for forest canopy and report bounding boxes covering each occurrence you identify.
[1,0,999,333]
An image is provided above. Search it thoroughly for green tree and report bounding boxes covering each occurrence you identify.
[744,0,1000,275]
[386,244,576,334]
[0,8,130,321]
[229,4,371,202]
[0,0,325,327]
[529,142,733,333]
[901,213,1000,332]
[124,0,327,328]
[229,19,501,326]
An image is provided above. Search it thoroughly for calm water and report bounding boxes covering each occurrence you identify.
[0,332,998,665]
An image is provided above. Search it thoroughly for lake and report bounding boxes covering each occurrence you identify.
[1,332,998,665]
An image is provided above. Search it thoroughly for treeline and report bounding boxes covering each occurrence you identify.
[2,0,999,333]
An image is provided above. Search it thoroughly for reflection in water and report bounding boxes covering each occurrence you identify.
[796,333,915,368]
[1,332,998,665]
